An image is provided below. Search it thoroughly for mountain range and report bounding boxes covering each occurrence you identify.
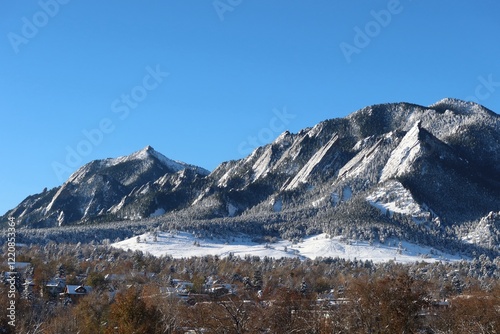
[2,98,500,256]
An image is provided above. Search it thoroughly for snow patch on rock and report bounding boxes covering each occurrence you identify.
[380,122,422,182]
[366,180,434,223]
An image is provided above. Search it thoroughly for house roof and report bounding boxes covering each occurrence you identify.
[46,278,66,287]
[66,285,92,295]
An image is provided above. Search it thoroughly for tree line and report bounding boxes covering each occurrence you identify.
[1,243,500,333]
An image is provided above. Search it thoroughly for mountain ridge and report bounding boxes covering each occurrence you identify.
[2,98,500,257]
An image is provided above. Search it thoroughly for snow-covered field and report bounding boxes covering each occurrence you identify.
[111,232,466,263]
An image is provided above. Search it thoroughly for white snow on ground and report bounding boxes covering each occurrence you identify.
[149,208,166,217]
[111,232,465,263]
[227,203,238,217]
[341,186,352,201]
[271,198,283,212]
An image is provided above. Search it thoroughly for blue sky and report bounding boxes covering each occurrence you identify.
[1,0,500,215]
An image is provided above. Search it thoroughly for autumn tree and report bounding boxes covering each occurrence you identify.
[86,272,108,293]
[264,287,318,334]
[72,292,111,334]
[106,286,162,334]
[434,284,500,333]
[142,283,183,334]
[347,271,430,333]
[41,306,79,334]
[185,293,263,333]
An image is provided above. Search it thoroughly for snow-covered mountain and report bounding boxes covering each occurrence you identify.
[4,145,209,226]
[192,99,499,224]
[3,98,500,256]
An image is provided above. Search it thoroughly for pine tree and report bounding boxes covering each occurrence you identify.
[253,270,263,290]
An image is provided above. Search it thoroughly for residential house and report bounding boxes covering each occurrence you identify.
[44,278,66,298]
[61,285,93,304]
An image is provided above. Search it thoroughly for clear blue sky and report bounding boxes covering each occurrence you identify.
[1,0,500,215]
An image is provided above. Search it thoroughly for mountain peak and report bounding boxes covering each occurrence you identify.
[8,144,211,226]
[139,146,211,176]
[429,98,495,116]
[432,97,469,106]
[127,145,161,161]
[143,145,154,152]
[119,146,187,173]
